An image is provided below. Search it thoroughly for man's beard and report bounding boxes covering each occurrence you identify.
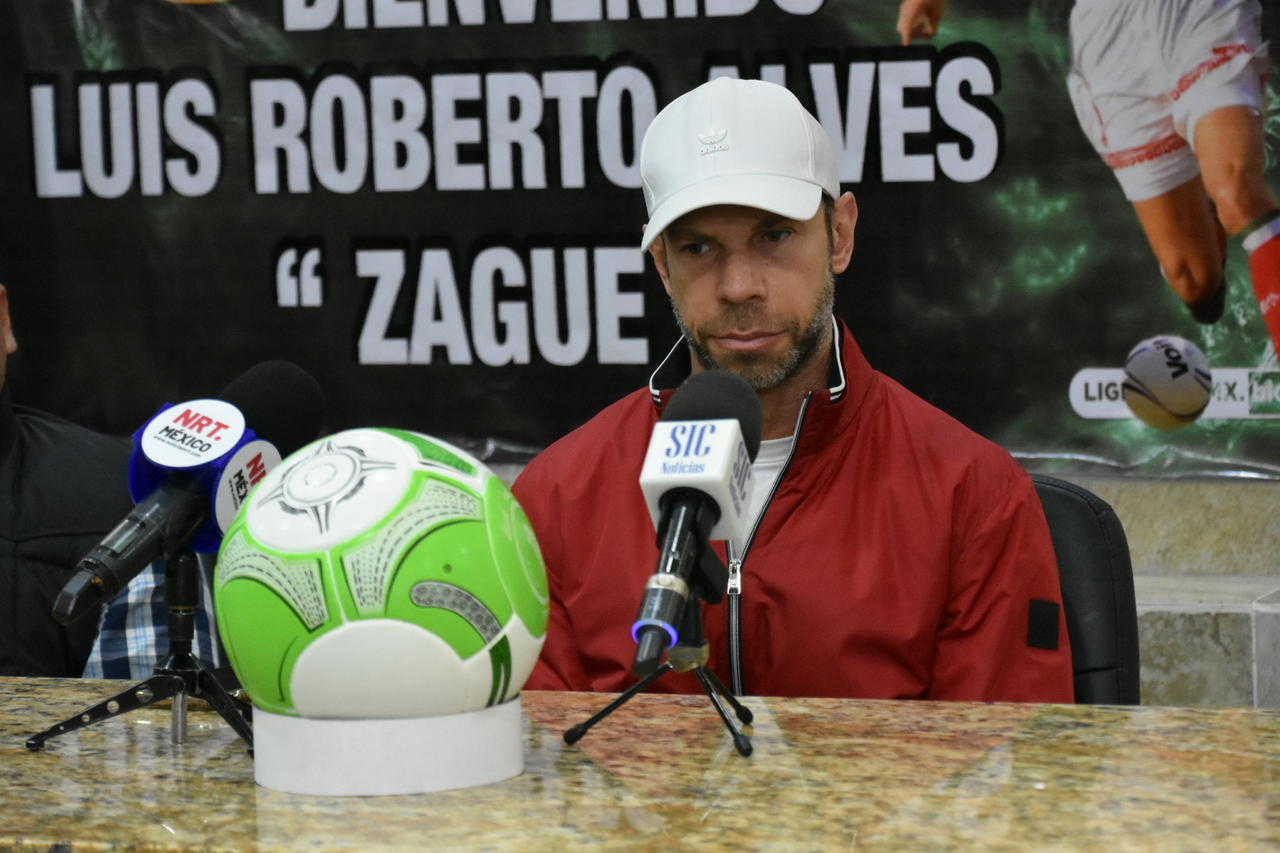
[671,268,835,391]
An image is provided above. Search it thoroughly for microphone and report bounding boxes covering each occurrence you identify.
[631,369,762,676]
[53,360,323,625]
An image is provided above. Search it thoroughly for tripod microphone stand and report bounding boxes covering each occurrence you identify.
[564,588,755,757]
[26,550,253,751]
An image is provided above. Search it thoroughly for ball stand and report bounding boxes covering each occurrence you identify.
[253,698,524,796]
[25,550,252,751]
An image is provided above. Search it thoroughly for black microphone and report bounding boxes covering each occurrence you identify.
[53,360,323,624]
[631,370,762,676]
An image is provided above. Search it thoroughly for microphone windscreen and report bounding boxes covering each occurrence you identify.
[662,369,762,461]
[218,360,324,456]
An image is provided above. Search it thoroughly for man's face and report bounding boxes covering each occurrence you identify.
[649,200,851,391]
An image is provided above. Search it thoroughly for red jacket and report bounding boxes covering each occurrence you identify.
[514,321,1073,702]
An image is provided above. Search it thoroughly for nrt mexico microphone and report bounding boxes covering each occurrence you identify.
[53,360,323,625]
[631,370,762,676]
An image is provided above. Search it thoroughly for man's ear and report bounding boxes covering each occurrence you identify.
[647,230,674,297]
[830,191,858,275]
[0,286,17,355]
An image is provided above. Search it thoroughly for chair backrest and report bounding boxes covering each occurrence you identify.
[1031,475,1141,705]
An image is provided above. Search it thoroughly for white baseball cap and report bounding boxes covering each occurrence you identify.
[639,77,841,251]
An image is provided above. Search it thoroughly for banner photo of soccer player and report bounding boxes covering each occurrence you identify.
[1,0,1277,476]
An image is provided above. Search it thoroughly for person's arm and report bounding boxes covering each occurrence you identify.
[929,469,1074,703]
[896,0,947,45]
[82,563,166,679]
[512,463,588,692]
[82,557,221,680]
[522,588,580,690]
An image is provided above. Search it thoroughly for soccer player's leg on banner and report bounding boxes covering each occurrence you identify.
[1194,104,1280,358]
[1131,178,1227,325]
[1064,1,1223,324]
[1241,211,1280,358]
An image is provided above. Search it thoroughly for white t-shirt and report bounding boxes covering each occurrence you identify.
[729,435,793,557]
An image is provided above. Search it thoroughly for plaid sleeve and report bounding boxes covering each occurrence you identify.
[82,556,221,679]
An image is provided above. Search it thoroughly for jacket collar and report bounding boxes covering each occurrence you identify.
[792,319,877,460]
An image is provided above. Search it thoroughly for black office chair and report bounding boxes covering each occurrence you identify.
[1032,475,1141,705]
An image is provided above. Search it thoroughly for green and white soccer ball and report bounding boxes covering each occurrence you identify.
[213,428,548,719]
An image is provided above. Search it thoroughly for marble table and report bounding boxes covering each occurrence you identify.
[2,677,1278,850]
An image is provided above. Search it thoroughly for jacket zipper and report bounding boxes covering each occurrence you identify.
[726,391,813,696]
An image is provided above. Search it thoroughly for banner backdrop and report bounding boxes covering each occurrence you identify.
[2,0,1278,476]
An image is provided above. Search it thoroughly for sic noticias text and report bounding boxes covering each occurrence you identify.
[29,55,1001,198]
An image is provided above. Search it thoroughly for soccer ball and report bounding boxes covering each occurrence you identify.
[1122,335,1213,430]
[213,427,548,719]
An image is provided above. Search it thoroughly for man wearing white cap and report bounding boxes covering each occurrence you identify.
[513,78,1073,702]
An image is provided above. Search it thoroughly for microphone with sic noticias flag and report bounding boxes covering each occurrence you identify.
[565,369,762,757]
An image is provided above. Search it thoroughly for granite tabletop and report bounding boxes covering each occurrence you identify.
[1,677,1278,851]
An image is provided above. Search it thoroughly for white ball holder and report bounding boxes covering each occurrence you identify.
[252,696,524,796]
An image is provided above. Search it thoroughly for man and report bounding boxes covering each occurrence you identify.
[899,0,1280,355]
[0,282,220,680]
[513,78,1073,702]
[0,284,135,676]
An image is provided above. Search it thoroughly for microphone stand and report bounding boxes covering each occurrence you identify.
[26,550,253,752]
[563,587,755,757]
